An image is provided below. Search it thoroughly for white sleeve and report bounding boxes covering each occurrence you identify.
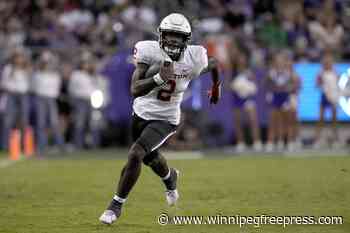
[133,41,153,65]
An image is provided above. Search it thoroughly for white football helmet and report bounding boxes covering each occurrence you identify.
[158,13,191,61]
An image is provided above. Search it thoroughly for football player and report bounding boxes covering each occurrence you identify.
[99,13,221,224]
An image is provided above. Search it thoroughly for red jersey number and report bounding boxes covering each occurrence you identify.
[157,80,176,102]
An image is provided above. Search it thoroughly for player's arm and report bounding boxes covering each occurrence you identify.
[130,61,172,97]
[130,62,157,97]
[201,57,221,104]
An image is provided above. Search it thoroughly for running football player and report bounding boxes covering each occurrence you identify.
[99,13,221,224]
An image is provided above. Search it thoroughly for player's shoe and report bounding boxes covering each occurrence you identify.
[99,199,122,225]
[165,169,180,206]
[166,189,179,206]
[99,210,118,225]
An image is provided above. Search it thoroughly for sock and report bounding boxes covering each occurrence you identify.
[107,195,125,213]
[161,168,171,180]
[162,168,177,191]
[113,195,126,204]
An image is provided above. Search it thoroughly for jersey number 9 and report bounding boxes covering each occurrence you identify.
[157,80,176,101]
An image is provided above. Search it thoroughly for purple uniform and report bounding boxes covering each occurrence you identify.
[267,69,292,109]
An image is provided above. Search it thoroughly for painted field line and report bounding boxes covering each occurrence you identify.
[164,151,203,160]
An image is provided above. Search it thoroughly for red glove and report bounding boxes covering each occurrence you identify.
[207,81,221,104]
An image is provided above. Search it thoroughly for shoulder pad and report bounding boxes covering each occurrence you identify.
[133,41,159,65]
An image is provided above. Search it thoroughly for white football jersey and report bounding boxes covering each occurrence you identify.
[133,40,208,125]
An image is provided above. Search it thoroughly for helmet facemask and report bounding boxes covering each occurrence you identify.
[159,30,190,61]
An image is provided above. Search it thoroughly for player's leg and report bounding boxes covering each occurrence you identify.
[100,142,146,224]
[138,121,178,205]
[115,120,176,199]
[100,114,147,224]
[143,150,179,205]
[100,118,176,224]
[117,143,146,198]
[143,150,169,178]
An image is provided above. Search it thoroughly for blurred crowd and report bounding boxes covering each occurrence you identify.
[1,0,349,63]
[0,0,349,153]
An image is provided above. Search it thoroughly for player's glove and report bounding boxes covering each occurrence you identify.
[208,81,221,104]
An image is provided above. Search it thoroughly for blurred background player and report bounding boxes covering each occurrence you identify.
[314,52,340,148]
[265,52,296,152]
[0,48,31,150]
[229,51,261,152]
[32,50,64,155]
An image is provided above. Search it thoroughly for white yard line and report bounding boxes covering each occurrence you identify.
[164,151,203,160]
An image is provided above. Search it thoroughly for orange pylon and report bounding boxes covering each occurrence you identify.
[24,127,35,157]
[9,129,21,161]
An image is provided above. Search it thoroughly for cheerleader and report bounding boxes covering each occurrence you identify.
[265,52,296,151]
[314,52,339,148]
[230,52,261,152]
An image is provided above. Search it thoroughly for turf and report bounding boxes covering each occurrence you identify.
[0,151,349,233]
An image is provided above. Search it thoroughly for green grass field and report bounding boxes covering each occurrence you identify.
[0,150,349,233]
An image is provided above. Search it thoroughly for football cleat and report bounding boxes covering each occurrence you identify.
[165,169,180,206]
[99,210,119,225]
[166,189,179,206]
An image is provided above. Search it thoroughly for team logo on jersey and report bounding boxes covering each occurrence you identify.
[173,73,188,79]
[173,63,191,79]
